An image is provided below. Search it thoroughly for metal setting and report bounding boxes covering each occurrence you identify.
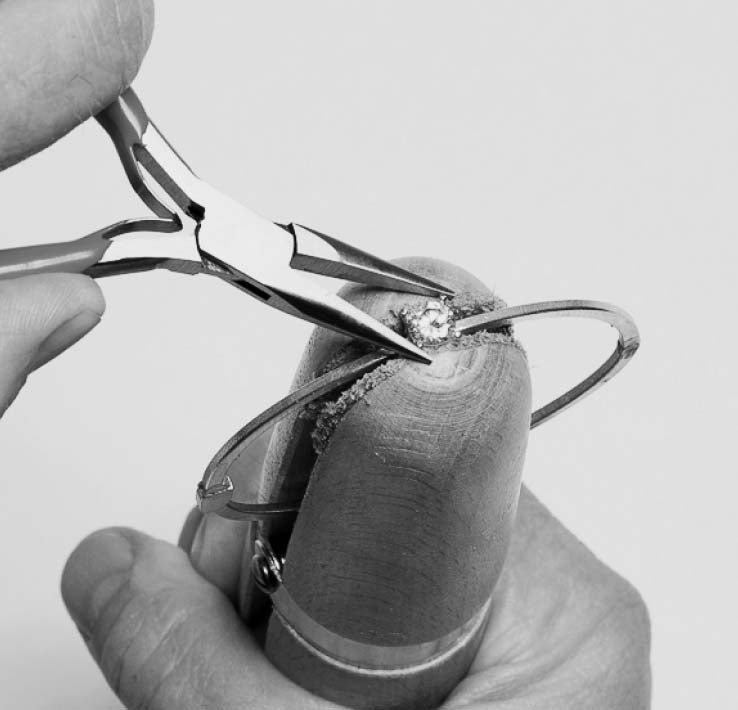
[0,87,455,364]
[399,299,459,346]
[196,299,640,523]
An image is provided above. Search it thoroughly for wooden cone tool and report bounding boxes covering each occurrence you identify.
[246,257,532,710]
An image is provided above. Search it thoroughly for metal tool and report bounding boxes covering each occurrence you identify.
[0,88,454,363]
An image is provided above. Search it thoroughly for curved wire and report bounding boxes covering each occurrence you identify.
[197,299,640,521]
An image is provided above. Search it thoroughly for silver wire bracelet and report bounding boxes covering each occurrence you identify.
[197,299,639,521]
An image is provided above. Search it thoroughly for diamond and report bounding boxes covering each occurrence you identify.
[400,299,458,346]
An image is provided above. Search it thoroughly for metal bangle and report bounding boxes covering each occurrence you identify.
[271,584,493,671]
[197,299,639,521]
[456,300,640,429]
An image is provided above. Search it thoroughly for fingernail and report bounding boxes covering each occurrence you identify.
[62,530,134,639]
[31,309,102,371]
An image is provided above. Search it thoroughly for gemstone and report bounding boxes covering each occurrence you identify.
[401,299,457,346]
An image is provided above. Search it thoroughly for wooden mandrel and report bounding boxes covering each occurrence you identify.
[249,257,532,710]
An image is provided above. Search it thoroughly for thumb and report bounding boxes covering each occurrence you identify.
[61,528,334,710]
[0,273,104,415]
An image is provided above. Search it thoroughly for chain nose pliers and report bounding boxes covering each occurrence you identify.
[0,88,455,363]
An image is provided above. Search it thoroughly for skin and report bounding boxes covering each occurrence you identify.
[1,1,651,708]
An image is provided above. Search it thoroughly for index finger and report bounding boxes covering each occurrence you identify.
[0,0,154,171]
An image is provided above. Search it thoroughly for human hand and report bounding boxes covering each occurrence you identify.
[61,487,650,709]
[0,0,154,413]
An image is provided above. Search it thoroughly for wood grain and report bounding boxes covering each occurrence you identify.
[253,258,531,709]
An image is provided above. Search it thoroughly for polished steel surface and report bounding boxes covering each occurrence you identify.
[289,223,456,297]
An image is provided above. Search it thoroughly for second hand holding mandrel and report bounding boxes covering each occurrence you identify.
[0,88,453,363]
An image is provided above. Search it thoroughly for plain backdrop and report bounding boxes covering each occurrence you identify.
[1,1,735,708]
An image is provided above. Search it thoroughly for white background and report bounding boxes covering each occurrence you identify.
[1,1,736,708]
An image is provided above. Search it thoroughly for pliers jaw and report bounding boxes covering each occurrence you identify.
[287,224,455,298]
[195,210,440,364]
